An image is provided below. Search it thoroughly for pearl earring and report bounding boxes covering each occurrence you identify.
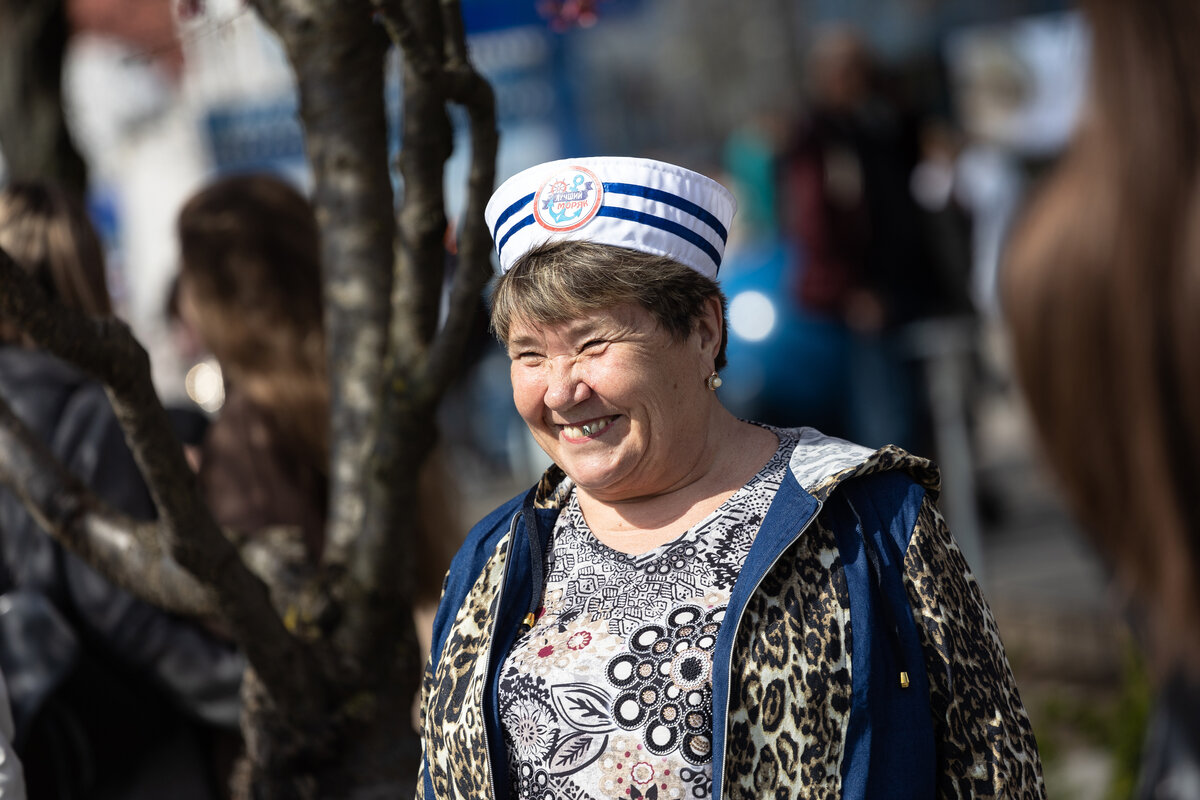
[706,371,723,391]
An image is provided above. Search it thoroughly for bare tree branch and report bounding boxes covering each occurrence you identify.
[439,0,469,69]
[251,0,398,581]
[426,43,496,394]
[0,246,327,718]
[0,391,329,626]
[0,0,497,791]
[391,0,452,353]
[324,1,494,694]
[248,0,424,711]
[308,0,447,683]
[369,0,427,76]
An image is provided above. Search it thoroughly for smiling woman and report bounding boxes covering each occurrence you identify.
[503,295,765,535]
[417,156,1046,800]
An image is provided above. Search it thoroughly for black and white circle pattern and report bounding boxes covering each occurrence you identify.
[604,604,724,764]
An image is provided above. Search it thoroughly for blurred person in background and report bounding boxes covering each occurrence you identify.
[722,111,790,241]
[0,180,242,799]
[1002,1,1200,797]
[420,156,1044,799]
[175,174,331,565]
[780,25,973,455]
[174,173,460,673]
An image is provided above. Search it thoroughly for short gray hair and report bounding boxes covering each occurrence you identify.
[489,240,728,369]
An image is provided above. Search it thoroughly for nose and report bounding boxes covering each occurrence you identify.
[543,356,590,409]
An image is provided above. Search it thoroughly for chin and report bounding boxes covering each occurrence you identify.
[562,467,615,492]
[560,459,629,494]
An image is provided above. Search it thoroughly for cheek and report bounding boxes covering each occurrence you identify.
[509,366,545,420]
[578,358,628,395]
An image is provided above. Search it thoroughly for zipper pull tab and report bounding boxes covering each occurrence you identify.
[899,671,910,689]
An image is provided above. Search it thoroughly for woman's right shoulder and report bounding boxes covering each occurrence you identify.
[456,490,529,564]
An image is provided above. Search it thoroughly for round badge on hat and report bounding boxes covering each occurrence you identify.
[533,165,604,232]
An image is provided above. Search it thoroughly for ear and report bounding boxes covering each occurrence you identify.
[694,294,724,365]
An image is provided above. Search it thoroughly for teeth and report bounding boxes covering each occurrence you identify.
[563,417,612,438]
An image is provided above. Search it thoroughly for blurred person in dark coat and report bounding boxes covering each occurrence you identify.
[1003,1,1200,797]
[0,181,242,799]
[780,26,971,454]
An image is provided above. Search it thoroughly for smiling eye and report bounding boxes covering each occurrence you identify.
[509,349,543,365]
[580,339,606,351]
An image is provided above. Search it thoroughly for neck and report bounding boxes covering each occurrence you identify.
[576,415,778,554]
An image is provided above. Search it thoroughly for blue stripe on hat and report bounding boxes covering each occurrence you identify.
[603,182,730,243]
[491,191,536,241]
[495,214,536,263]
[596,206,723,273]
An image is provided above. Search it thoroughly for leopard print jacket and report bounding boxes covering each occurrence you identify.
[419,429,1045,799]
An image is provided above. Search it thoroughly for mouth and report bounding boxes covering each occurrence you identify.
[559,415,617,440]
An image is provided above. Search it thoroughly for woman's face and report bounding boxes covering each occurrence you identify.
[507,300,721,503]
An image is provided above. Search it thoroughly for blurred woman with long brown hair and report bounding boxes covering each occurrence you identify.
[1003,0,1200,795]
[176,173,330,563]
[175,172,460,643]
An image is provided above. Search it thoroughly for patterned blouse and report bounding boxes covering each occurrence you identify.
[498,427,798,800]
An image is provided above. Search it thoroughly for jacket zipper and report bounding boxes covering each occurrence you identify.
[715,499,823,799]
[480,510,523,800]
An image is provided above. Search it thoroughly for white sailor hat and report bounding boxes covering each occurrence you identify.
[484,156,738,279]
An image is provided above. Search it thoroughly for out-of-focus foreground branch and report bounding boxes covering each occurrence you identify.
[0,245,328,722]
[0,391,212,616]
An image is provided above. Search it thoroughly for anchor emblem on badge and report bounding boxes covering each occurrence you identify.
[534,166,603,232]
